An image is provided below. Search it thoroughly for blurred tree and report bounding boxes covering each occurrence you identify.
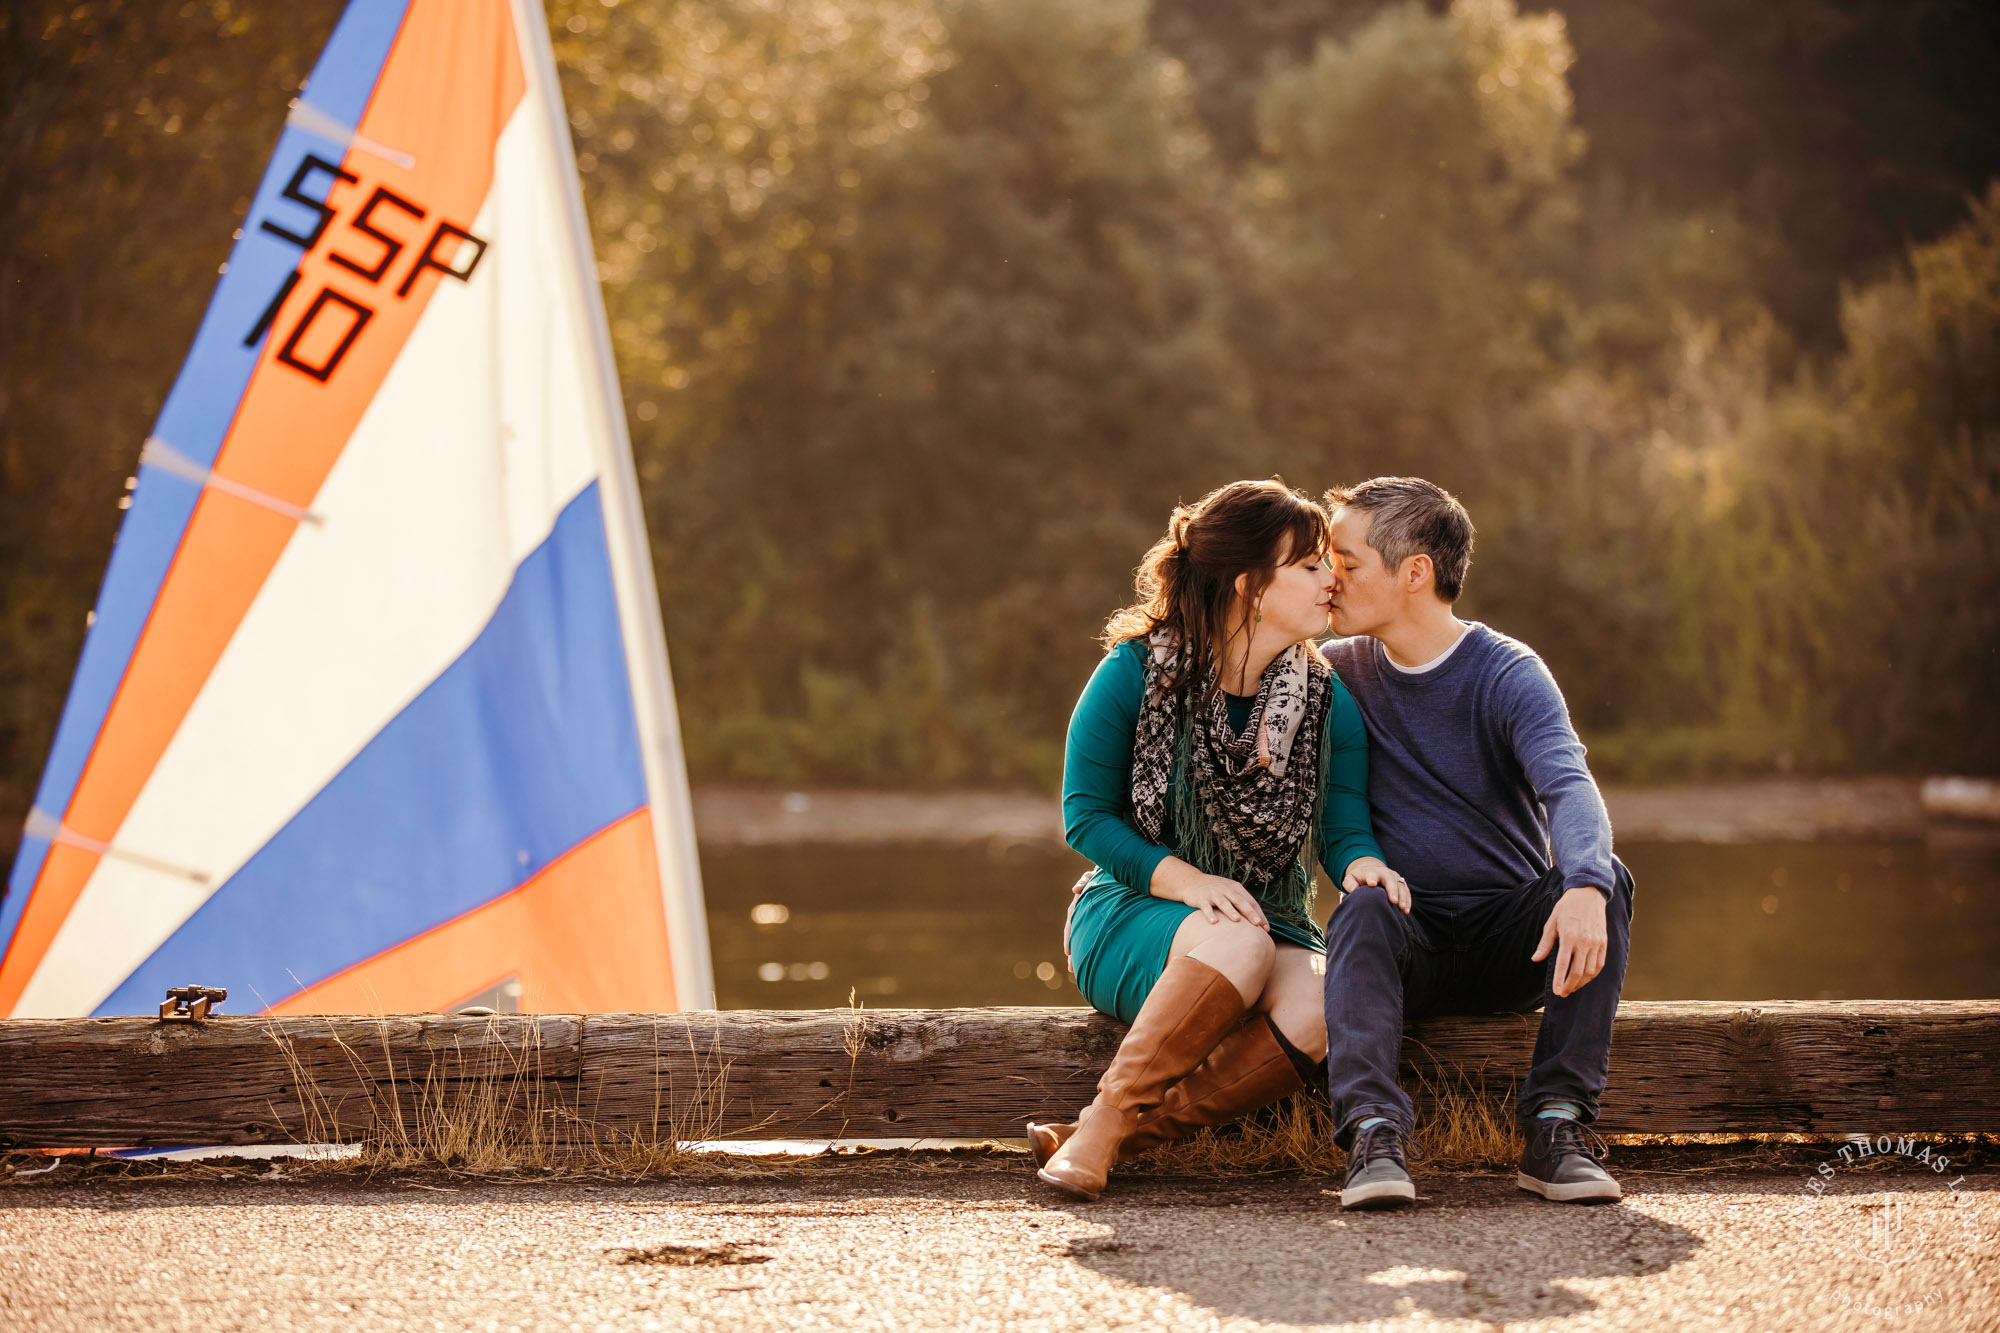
[1148,0,1382,162]
[1559,0,2000,345]
[1831,185,2000,769]
[1238,0,1580,491]
[556,0,1261,786]
[1493,189,2000,778]
[1152,0,2000,346]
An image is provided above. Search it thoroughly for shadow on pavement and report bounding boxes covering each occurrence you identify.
[1051,1175,1702,1326]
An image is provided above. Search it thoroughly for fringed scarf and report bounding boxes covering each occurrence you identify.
[1128,628,1332,931]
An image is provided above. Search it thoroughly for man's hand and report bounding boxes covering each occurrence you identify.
[1341,856,1410,913]
[1533,887,1608,997]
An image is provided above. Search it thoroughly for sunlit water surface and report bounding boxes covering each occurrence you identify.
[701,837,2000,1009]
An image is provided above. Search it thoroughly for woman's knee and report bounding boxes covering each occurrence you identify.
[1207,920,1278,968]
[1174,913,1276,963]
[1180,921,1276,1000]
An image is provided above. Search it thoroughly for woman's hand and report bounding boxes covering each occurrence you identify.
[1342,856,1411,914]
[1150,857,1269,929]
[1180,872,1269,929]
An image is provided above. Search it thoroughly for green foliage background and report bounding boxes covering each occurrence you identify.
[4,0,1998,863]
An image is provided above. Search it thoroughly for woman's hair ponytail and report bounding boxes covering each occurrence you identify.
[1102,479,1330,709]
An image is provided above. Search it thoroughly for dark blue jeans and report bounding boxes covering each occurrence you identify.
[1322,861,1635,1146]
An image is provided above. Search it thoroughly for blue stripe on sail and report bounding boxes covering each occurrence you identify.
[2,0,412,947]
[94,484,648,1016]
[300,0,411,128]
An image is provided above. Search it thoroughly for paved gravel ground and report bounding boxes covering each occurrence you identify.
[2,1159,1994,1332]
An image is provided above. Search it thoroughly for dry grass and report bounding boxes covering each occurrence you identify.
[1411,1068,1530,1170]
[1136,1094,1343,1177]
[1136,1072,1527,1179]
[276,1018,560,1173]
[267,1016,749,1180]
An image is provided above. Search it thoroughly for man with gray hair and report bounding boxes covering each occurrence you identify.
[1317,476,1634,1209]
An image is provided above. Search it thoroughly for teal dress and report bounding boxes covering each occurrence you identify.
[1062,638,1384,1022]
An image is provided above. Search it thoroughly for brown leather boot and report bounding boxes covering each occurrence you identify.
[1037,957,1244,1201]
[1024,1118,1075,1169]
[1025,1015,1307,1168]
[1118,1014,1306,1157]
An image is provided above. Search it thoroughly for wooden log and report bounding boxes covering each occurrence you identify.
[575,1008,1120,1142]
[0,1015,581,1148]
[0,1001,1994,1148]
[1391,1001,2000,1134]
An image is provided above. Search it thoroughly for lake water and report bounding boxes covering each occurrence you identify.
[701,836,2000,1009]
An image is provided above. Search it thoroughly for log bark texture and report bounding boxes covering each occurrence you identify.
[0,1001,1993,1147]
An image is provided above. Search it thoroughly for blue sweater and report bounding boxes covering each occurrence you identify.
[1319,623,1616,900]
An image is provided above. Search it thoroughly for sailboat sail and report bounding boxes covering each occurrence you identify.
[0,0,713,1016]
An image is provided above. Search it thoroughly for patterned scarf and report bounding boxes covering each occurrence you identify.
[1128,628,1332,927]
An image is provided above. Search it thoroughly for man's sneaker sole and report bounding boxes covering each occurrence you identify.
[1516,1172,1622,1203]
[1340,1179,1416,1209]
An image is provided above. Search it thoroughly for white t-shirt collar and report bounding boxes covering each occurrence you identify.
[1383,622,1472,675]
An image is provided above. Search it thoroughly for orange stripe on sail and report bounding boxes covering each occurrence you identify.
[268,810,677,1015]
[0,844,102,1014]
[219,0,528,507]
[2,3,529,1004]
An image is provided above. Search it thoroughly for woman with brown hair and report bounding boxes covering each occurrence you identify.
[1032,479,1406,1200]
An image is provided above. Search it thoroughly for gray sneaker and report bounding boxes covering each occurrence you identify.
[1517,1116,1622,1203]
[1339,1122,1419,1210]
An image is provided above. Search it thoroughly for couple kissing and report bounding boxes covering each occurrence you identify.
[1032,477,1635,1209]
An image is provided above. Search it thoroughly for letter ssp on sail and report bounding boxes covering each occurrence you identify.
[0,0,712,1018]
